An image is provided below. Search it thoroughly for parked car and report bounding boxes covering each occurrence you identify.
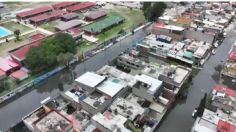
[212,49,216,55]
[192,108,198,118]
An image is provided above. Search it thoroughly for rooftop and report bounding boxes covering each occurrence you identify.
[10,69,28,80]
[75,72,106,88]
[16,6,52,18]
[33,110,72,132]
[92,111,131,132]
[29,33,47,41]
[61,12,79,20]
[66,2,96,12]
[29,10,66,23]
[86,11,107,20]
[96,81,124,97]
[96,65,136,87]
[64,87,87,103]
[55,19,82,31]
[110,97,145,121]
[0,57,19,72]
[134,74,163,95]
[52,2,79,9]
[83,15,125,33]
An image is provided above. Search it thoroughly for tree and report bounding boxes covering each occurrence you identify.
[14,29,21,41]
[25,33,77,74]
[142,2,167,21]
[58,82,64,91]
[215,64,223,73]
[196,93,207,117]
[57,52,74,67]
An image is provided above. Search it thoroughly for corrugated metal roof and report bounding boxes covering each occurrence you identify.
[16,6,52,18]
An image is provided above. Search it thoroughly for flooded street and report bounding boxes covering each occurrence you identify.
[0,23,235,132]
[157,31,236,132]
[0,30,145,131]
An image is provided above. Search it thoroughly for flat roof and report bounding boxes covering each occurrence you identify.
[135,74,163,95]
[55,20,82,31]
[29,10,66,23]
[75,72,106,88]
[110,98,145,121]
[96,81,124,97]
[0,58,19,72]
[174,67,190,84]
[16,6,52,18]
[83,15,125,33]
[33,110,72,132]
[66,2,96,12]
[92,111,131,132]
[10,69,28,80]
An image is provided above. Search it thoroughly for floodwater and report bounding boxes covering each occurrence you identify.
[157,31,236,132]
[0,30,145,131]
[0,27,235,132]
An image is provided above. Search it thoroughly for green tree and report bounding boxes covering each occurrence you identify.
[14,29,21,41]
[142,2,167,21]
[57,52,74,67]
[196,93,207,117]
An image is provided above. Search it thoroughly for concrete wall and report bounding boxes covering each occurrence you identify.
[152,28,184,41]
[184,30,215,44]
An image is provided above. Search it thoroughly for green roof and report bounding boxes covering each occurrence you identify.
[184,51,193,59]
[83,15,125,33]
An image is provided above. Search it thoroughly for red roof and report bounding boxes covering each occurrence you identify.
[229,51,236,62]
[217,120,236,132]
[213,84,236,97]
[0,58,19,72]
[66,2,96,12]
[29,10,66,23]
[67,28,82,38]
[16,6,52,18]
[10,69,28,80]
[52,2,78,9]
[153,22,165,29]
[0,70,6,77]
[30,33,46,41]
[10,41,41,61]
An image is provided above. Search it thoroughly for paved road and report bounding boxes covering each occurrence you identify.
[0,30,145,131]
[157,32,236,132]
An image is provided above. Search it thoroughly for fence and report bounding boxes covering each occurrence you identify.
[0,22,151,104]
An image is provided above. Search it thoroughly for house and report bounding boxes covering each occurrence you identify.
[75,72,106,93]
[133,74,163,102]
[91,111,131,132]
[16,6,53,20]
[10,69,29,81]
[66,2,96,12]
[65,28,83,40]
[32,110,73,132]
[85,11,107,21]
[152,22,185,41]
[83,15,125,35]
[29,10,67,25]
[9,40,41,65]
[0,58,20,75]
[52,2,79,10]
[60,12,79,22]
[54,20,82,31]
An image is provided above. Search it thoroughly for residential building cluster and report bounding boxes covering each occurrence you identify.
[191,85,236,132]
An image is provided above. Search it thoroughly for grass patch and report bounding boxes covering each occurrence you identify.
[0,33,32,57]
[96,6,145,42]
[39,21,57,32]
[1,21,32,33]
[76,40,97,55]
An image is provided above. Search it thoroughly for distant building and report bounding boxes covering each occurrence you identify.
[16,6,53,20]
[29,10,67,25]
[66,2,96,12]
[60,12,79,22]
[54,20,82,31]
[85,11,107,21]
[51,2,79,10]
